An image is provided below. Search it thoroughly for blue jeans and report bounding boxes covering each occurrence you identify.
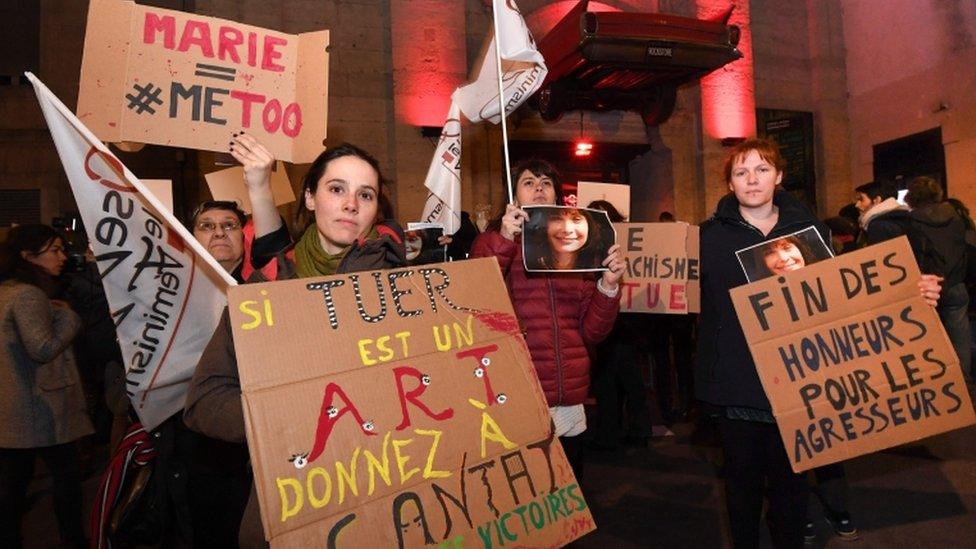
[937,283,972,380]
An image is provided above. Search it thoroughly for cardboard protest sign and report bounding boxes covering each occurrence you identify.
[205,161,295,214]
[736,226,833,283]
[228,258,595,547]
[731,237,975,473]
[522,206,614,272]
[141,179,173,213]
[615,222,700,314]
[77,0,329,163]
[577,182,631,221]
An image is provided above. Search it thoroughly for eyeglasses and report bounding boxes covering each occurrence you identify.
[195,220,242,233]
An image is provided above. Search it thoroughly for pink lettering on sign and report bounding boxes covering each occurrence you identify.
[141,11,289,73]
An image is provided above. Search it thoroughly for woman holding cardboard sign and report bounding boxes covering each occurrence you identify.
[184,134,406,548]
[469,158,625,480]
[696,139,835,548]
[696,139,942,548]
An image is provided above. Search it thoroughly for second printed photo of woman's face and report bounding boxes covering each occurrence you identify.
[762,238,805,275]
[405,231,423,262]
[547,209,589,255]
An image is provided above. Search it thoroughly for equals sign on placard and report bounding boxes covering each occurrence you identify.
[195,63,236,81]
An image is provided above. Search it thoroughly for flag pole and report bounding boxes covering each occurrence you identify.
[491,0,515,205]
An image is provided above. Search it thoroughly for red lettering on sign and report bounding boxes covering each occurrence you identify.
[669,284,686,311]
[143,13,176,49]
[282,103,302,137]
[229,90,266,128]
[456,344,500,404]
[262,98,282,133]
[308,382,376,463]
[393,366,454,431]
[177,20,214,57]
[140,11,288,73]
[262,36,287,72]
[217,26,244,64]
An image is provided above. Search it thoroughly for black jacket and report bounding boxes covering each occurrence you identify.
[907,202,968,287]
[864,208,911,246]
[695,191,830,411]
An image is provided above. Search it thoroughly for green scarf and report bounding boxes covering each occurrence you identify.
[294,224,379,278]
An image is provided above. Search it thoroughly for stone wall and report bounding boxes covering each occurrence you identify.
[14,0,969,237]
[841,0,976,212]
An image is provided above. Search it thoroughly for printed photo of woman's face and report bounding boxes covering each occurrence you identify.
[405,231,423,261]
[546,209,589,254]
[762,239,805,275]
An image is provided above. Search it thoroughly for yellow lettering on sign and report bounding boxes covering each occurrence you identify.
[358,332,413,366]
[363,432,392,495]
[415,429,451,479]
[276,476,303,522]
[432,314,474,352]
[393,437,420,483]
[239,290,273,330]
[335,447,361,504]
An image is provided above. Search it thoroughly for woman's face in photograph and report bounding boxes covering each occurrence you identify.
[728,149,782,209]
[763,239,805,274]
[405,231,422,261]
[547,209,589,254]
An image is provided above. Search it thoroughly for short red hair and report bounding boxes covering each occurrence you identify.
[723,138,786,183]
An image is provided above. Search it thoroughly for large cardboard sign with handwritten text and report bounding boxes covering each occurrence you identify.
[229,258,595,547]
[78,0,328,163]
[615,222,700,314]
[731,237,975,472]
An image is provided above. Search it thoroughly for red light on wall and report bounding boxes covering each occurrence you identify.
[575,141,593,156]
[697,0,756,140]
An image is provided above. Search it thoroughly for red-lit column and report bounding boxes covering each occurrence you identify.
[390,1,467,127]
[390,1,467,221]
[696,0,756,141]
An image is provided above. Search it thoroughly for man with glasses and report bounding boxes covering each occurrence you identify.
[191,201,248,276]
[189,200,289,283]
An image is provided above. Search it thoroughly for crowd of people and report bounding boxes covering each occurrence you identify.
[1,135,973,548]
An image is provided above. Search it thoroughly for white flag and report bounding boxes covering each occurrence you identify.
[452,0,548,124]
[421,0,547,234]
[420,104,462,233]
[27,73,234,431]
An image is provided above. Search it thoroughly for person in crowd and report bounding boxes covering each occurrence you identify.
[181,198,285,546]
[525,206,604,270]
[0,224,91,549]
[645,211,696,426]
[945,197,976,379]
[696,138,826,547]
[587,200,653,449]
[824,216,859,255]
[446,211,481,261]
[192,200,248,274]
[853,180,909,245]
[469,158,624,480]
[905,177,970,380]
[189,200,290,284]
[63,244,120,445]
[184,134,406,548]
[697,140,942,548]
